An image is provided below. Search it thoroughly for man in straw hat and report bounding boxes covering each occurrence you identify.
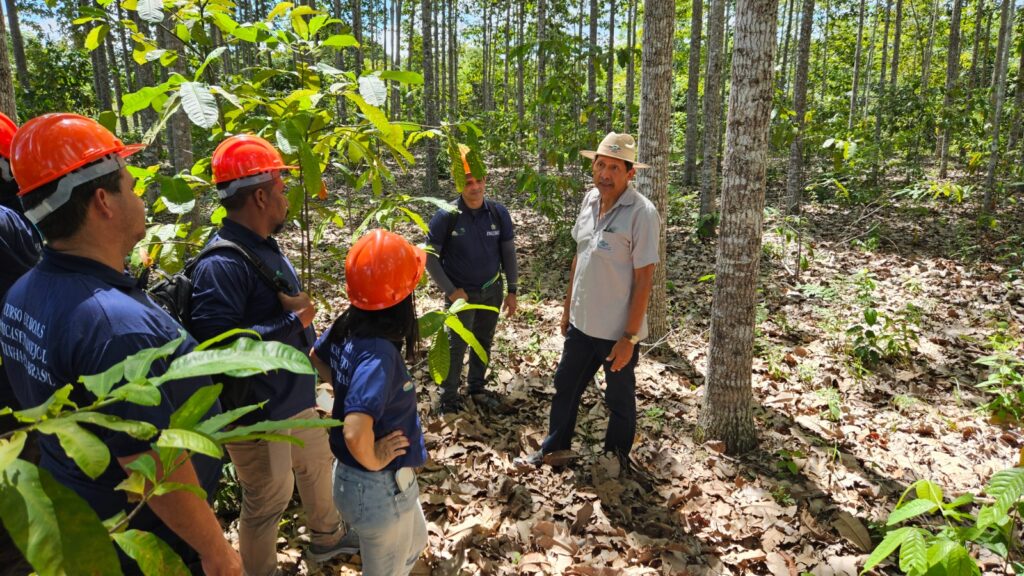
[519,132,660,470]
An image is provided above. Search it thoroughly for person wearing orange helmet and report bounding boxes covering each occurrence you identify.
[0,113,241,575]
[309,229,428,576]
[0,112,41,430]
[425,144,518,414]
[188,133,356,575]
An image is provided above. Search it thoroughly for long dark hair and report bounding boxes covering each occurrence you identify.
[327,292,419,361]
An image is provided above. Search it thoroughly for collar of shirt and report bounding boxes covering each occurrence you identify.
[219,218,283,254]
[588,183,638,222]
[38,248,135,289]
[455,195,487,214]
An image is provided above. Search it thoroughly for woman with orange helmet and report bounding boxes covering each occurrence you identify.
[310,229,429,576]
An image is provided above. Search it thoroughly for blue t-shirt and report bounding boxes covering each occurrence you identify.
[0,249,222,564]
[313,328,426,471]
[0,202,41,417]
[189,218,316,424]
[427,197,515,291]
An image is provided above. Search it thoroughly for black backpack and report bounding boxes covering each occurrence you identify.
[143,238,287,331]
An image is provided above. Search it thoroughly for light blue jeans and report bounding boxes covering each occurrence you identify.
[333,463,427,576]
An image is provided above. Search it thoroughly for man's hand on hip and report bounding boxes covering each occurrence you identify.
[278,291,316,328]
[606,338,635,372]
[448,288,469,303]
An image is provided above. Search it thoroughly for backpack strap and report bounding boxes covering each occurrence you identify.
[440,199,502,258]
[186,238,291,294]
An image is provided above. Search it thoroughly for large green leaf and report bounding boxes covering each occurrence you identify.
[861,526,915,572]
[914,479,944,506]
[0,432,26,474]
[137,0,163,23]
[0,460,123,575]
[155,429,222,459]
[939,544,981,576]
[194,46,227,81]
[445,315,488,365]
[179,82,219,129]
[418,310,446,338]
[113,529,190,576]
[195,404,265,436]
[379,70,423,85]
[212,417,339,444]
[123,335,185,385]
[151,338,313,385]
[169,384,223,430]
[887,498,939,526]
[322,34,359,48]
[36,420,110,480]
[985,467,1024,517]
[85,24,109,51]
[358,76,387,107]
[898,528,928,575]
[449,300,499,315]
[428,330,450,384]
[13,385,75,422]
[111,384,162,406]
[157,176,196,215]
[69,412,158,440]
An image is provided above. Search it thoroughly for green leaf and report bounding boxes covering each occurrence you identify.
[445,315,488,365]
[151,339,313,386]
[155,429,222,459]
[194,46,227,81]
[36,420,110,480]
[137,0,163,23]
[178,82,219,129]
[0,432,27,473]
[113,530,190,576]
[124,454,157,483]
[85,24,109,51]
[157,176,195,215]
[114,470,147,496]
[447,137,466,193]
[379,70,423,84]
[345,92,391,136]
[322,34,359,48]
[862,526,915,572]
[151,481,206,498]
[98,110,118,134]
[123,335,184,385]
[0,460,123,575]
[915,479,944,505]
[985,467,1024,517]
[193,404,265,436]
[169,384,223,430]
[887,498,939,526]
[14,385,76,421]
[940,544,981,576]
[898,528,927,575]
[266,1,294,20]
[449,300,499,315]
[358,76,387,106]
[194,328,261,351]
[428,329,450,384]
[121,83,171,118]
[111,384,162,406]
[212,418,338,444]
[418,310,446,338]
[69,412,158,440]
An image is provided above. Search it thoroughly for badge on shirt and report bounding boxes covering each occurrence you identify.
[403,380,415,392]
[597,239,612,251]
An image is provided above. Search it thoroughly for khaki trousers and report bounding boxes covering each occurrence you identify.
[226,408,342,576]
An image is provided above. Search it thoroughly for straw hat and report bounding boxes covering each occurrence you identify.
[580,132,650,168]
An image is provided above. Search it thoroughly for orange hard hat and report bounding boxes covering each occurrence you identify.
[211,134,297,185]
[0,112,17,161]
[12,113,143,197]
[345,229,426,311]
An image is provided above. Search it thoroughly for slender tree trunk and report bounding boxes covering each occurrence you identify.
[890,0,902,87]
[920,0,938,89]
[516,1,525,123]
[872,0,891,175]
[699,0,726,228]
[623,0,637,133]
[449,0,458,117]
[849,0,867,129]
[606,0,615,130]
[983,0,1012,211]
[970,0,985,89]
[779,0,796,94]
[588,0,599,133]
[1008,39,1024,150]
[683,0,704,185]
[637,0,675,342]
[106,40,128,134]
[817,0,829,105]
[787,0,815,214]
[4,0,28,91]
[391,0,402,119]
[699,0,778,456]
[353,0,364,75]
[861,3,879,116]
[0,10,17,120]
[982,4,994,87]
[537,0,548,173]
[422,0,439,196]
[503,1,511,114]
[939,0,964,178]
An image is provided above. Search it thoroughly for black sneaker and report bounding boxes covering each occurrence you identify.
[469,389,512,413]
[439,395,465,414]
[308,530,360,562]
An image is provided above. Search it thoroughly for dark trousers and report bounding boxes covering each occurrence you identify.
[541,324,640,457]
[441,280,503,399]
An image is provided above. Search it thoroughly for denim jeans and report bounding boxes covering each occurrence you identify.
[334,463,427,576]
[541,324,640,456]
[441,279,504,399]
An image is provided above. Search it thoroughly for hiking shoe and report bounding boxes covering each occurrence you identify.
[513,449,577,468]
[470,390,512,413]
[308,530,360,562]
[438,395,465,415]
[514,450,547,468]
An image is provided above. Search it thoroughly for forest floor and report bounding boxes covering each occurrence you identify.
[255,168,1024,575]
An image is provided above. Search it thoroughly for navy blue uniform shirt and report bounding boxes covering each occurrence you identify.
[0,201,41,415]
[427,197,515,291]
[189,218,315,424]
[0,248,222,563]
[313,328,426,471]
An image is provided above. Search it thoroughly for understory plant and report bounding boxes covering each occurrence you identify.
[975,322,1024,423]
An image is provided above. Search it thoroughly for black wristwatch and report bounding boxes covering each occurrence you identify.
[623,332,641,345]
[507,287,517,294]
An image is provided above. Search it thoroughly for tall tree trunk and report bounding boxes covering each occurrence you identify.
[817,0,829,106]
[588,0,599,134]
[503,1,511,114]
[683,0,704,186]
[982,3,995,87]
[106,39,128,134]
[353,0,364,75]
[939,0,964,178]
[699,0,726,229]
[449,0,458,117]
[422,0,439,196]
[920,0,938,89]
[779,0,796,94]
[970,0,985,89]
[516,1,525,123]
[1008,39,1024,150]
[4,0,28,91]
[861,2,879,116]
[391,0,402,119]
[849,0,867,129]
[890,0,902,87]
[537,0,548,173]
[983,0,1012,211]
[873,0,891,175]
[606,0,615,130]
[637,0,675,342]
[699,0,778,456]
[0,11,17,120]
[623,0,637,133]
[786,0,814,214]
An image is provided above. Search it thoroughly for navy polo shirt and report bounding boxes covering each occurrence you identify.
[313,328,426,471]
[189,218,315,424]
[0,249,222,562]
[0,202,41,416]
[427,197,515,291]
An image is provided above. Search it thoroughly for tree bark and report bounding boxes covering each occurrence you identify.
[939,0,963,178]
[890,0,902,87]
[920,0,938,89]
[450,0,458,117]
[422,0,439,196]
[537,0,548,173]
[983,0,1012,212]
[0,10,17,120]
[636,0,675,342]
[623,0,637,133]
[848,0,867,129]
[588,0,599,133]
[606,0,615,130]
[516,1,525,123]
[1008,38,1024,150]
[698,0,778,456]
[970,0,985,89]
[786,0,814,214]
[4,0,28,91]
[699,0,726,229]
[352,0,364,75]
[779,0,796,94]
[391,0,402,119]
[872,0,891,175]
[683,0,704,186]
